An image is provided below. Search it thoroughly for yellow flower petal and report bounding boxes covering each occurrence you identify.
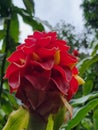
[74,75,85,85]
[54,50,60,64]
[20,59,25,65]
[33,52,40,61]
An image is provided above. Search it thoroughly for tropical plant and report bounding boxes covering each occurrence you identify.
[0,0,44,129]
[0,0,98,130]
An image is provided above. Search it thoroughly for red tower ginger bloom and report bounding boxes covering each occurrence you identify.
[4,31,84,120]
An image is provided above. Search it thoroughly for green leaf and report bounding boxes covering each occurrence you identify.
[0,0,12,17]
[0,30,6,40]
[71,92,98,107]
[23,0,35,14]
[46,115,54,130]
[93,109,98,130]
[2,106,30,130]
[83,80,93,95]
[81,118,93,130]
[21,14,44,31]
[91,43,98,56]
[53,107,66,130]
[10,13,19,42]
[17,9,44,31]
[1,99,13,115]
[7,94,18,109]
[2,90,18,109]
[62,98,98,130]
[14,6,44,31]
[0,109,5,120]
[77,54,98,76]
[0,53,4,61]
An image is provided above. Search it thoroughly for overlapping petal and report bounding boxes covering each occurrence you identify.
[4,31,84,118]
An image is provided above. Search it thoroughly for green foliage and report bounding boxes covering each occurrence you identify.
[77,54,98,76]
[0,30,6,40]
[20,14,44,31]
[0,0,12,18]
[0,88,19,129]
[54,21,96,55]
[53,107,66,130]
[23,0,35,14]
[81,118,93,130]
[81,0,98,29]
[93,108,98,130]
[9,13,19,42]
[61,99,98,130]
[0,0,44,129]
[83,80,93,95]
[54,22,80,51]
[2,106,30,130]
[46,115,54,130]
[81,0,98,40]
[71,93,98,107]
[54,16,98,130]
[0,0,98,130]
[91,43,98,56]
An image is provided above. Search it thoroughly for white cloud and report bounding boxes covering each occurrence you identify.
[9,0,84,43]
[35,0,84,32]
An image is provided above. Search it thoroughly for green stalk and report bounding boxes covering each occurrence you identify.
[0,19,11,98]
[28,111,46,130]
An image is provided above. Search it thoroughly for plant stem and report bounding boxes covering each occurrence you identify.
[28,112,47,130]
[0,19,11,99]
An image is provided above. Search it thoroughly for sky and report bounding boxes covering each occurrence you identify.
[35,0,84,31]
[0,0,84,48]
[19,0,84,42]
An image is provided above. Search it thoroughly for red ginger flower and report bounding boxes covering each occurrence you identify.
[4,31,84,119]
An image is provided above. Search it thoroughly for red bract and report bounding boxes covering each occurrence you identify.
[73,49,79,57]
[4,31,82,118]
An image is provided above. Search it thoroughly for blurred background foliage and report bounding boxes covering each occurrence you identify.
[0,0,98,130]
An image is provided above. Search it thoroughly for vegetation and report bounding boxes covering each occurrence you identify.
[0,0,44,129]
[0,0,98,129]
